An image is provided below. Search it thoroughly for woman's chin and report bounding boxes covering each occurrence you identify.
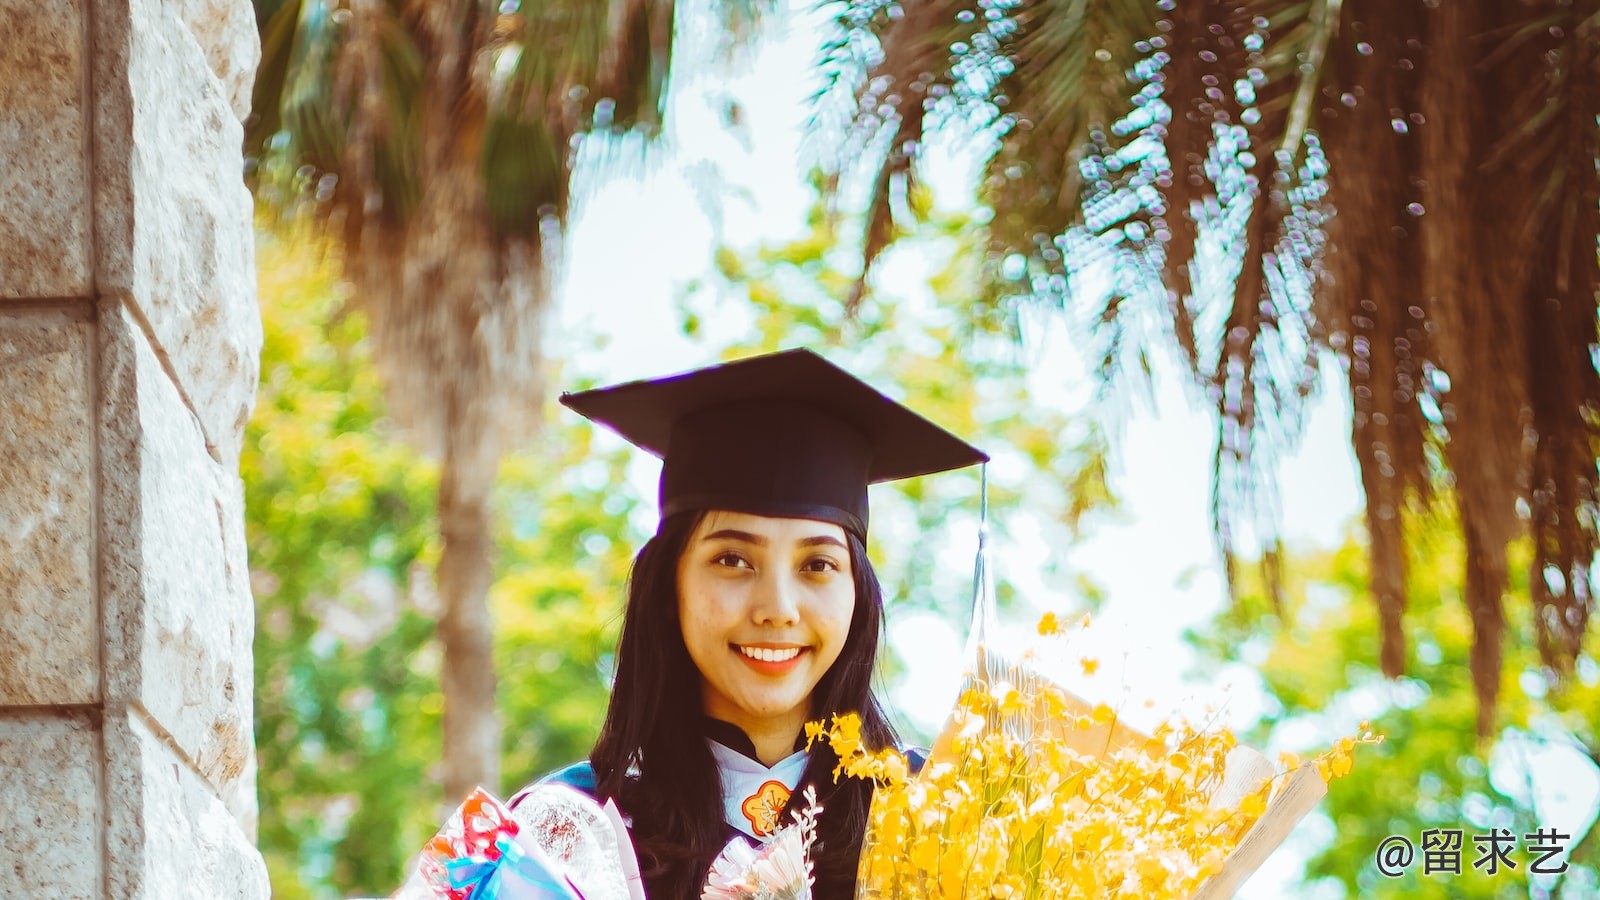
[722,690,814,727]
[741,697,806,720]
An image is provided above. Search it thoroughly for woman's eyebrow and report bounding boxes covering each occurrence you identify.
[798,535,847,549]
[702,528,766,545]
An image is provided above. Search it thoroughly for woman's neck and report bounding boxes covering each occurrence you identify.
[706,710,806,767]
[748,721,804,767]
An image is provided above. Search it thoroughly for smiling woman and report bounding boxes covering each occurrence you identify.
[508,349,987,898]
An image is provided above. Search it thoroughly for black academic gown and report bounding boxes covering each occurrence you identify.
[508,720,813,850]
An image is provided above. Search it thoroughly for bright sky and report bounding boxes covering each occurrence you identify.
[550,3,1596,895]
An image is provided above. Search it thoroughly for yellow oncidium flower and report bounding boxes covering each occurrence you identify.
[809,662,1382,899]
[1036,611,1062,636]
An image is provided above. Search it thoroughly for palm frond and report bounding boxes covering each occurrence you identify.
[813,0,1600,735]
[1314,0,1436,683]
[1499,2,1600,682]
[247,0,306,152]
[809,0,971,303]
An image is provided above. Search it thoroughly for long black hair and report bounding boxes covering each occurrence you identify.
[590,510,899,899]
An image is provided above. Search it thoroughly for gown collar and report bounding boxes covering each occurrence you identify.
[701,717,808,763]
[703,718,809,841]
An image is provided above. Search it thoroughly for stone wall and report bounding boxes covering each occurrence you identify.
[0,0,267,896]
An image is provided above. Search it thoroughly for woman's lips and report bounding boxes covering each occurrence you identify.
[732,643,807,674]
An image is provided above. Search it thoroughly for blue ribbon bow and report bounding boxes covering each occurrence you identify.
[445,833,578,899]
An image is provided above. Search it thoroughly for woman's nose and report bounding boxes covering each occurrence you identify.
[750,569,801,626]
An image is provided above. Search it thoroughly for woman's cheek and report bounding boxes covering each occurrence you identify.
[818,584,855,656]
[678,586,721,658]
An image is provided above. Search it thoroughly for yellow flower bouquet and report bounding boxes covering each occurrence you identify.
[809,523,1377,898]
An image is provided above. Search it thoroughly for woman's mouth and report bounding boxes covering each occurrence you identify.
[733,644,807,672]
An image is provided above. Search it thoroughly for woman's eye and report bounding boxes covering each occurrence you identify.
[803,557,841,574]
[713,552,751,569]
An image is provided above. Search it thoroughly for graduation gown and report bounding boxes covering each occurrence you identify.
[507,720,927,858]
[509,719,811,851]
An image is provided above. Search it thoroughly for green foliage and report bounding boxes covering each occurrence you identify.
[493,433,640,789]
[249,222,440,899]
[249,0,773,232]
[1189,508,1600,898]
[249,221,639,898]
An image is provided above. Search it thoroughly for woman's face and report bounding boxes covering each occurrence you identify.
[677,510,855,740]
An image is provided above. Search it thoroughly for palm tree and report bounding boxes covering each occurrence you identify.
[247,0,764,800]
[814,0,1600,736]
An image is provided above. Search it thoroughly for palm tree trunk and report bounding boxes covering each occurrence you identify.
[437,434,500,801]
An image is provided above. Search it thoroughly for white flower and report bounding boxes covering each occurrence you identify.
[701,787,820,900]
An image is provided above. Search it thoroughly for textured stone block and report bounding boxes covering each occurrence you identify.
[105,711,268,899]
[0,312,97,705]
[100,307,254,793]
[0,712,102,897]
[90,0,261,464]
[172,0,260,122]
[0,0,91,297]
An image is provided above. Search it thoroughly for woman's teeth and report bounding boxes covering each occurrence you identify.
[739,646,801,663]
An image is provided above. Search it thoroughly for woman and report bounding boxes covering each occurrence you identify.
[510,349,986,898]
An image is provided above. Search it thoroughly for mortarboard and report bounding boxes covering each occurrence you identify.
[560,348,989,539]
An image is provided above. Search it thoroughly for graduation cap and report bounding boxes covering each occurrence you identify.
[560,348,989,539]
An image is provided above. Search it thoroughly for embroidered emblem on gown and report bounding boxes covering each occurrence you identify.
[738,779,793,837]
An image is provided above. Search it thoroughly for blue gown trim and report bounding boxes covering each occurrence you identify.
[906,746,928,775]
[529,760,600,800]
